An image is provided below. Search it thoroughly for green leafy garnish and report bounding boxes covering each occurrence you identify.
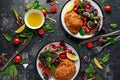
[105,37,115,44]
[78,0,83,8]
[2,33,12,41]
[80,28,85,36]
[4,65,18,80]
[25,1,39,10]
[85,64,94,74]
[43,24,54,33]
[43,50,50,57]
[51,64,56,74]
[12,8,19,19]
[19,28,35,38]
[90,13,99,19]
[101,53,110,63]
[102,0,107,8]
[46,57,52,68]
[110,23,118,29]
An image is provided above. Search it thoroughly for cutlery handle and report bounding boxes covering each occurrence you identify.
[102,30,120,38]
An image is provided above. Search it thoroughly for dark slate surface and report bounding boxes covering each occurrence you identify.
[0,0,120,80]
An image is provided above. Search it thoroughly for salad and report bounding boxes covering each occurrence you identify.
[66,0,101,36]
[37,40,78,80]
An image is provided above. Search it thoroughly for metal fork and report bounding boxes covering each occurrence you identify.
[92,35,120,54]
[22,52,29,80]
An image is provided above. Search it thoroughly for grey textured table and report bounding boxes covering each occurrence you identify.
[0,0,120,80]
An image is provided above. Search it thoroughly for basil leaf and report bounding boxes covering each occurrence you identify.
[85,64,94,74]
[46,57,52,68]
[105,37,115,44]
[51,64,56,74]
[12,8,19,19]
[2,33,12,41]
[80,28,85,36]
[101,53,110,63]
[110,23,117,29]
[43,24,54,33]
[9,65,18,80]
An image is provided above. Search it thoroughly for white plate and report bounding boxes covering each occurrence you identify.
[61,0,103,39]
[36,42,80,80]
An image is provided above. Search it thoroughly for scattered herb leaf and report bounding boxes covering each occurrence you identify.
[110,23,117,29]
[85,64,94,74]
[101,53,110,63]
[78,0,83,8]
[2,33,12,41]
[105,37,115,44]
[9,65,18,80]
[43,24,54,33]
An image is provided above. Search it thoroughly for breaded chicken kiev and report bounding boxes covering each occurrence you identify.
[64,11,83,34]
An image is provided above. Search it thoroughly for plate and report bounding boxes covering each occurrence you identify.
[61,0,103,39]
[36,42,80,80]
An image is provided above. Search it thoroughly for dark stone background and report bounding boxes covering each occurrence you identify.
[0,0,120,80]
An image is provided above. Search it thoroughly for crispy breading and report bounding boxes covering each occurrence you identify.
[64,11,83,34]
[53,59,76,80]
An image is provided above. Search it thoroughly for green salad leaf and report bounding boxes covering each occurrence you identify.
[80,28,85,36]
[46,57,52,68]
[43,24,54,33]
[51,64,56,74]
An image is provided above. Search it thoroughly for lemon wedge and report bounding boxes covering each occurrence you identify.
[67,3,75,12]
[93,58,103,69]
[67,53,78,61]
[15,24,26,33]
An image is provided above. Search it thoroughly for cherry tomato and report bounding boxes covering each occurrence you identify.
[38,61,43,68]
[44,46,50,50]
[52,44,60,49]
[14,55,22,63]
[38,28,45,35]
[105,5,112,12]
[44,67,51,75]
[51,5,57,13]
[83,20,88,26]
[86,4,91,10]
[41,9,47,15]
[74,0,79,6]
[73,7,78,12]
[13,38,20,45]
[84,27,90,33]
[65,49,72,53]
[87,42,94,49]
[59,53,66,59]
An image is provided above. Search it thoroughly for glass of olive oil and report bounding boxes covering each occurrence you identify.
[24,9,45,29]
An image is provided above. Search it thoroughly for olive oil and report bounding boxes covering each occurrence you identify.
[27,12,42,27]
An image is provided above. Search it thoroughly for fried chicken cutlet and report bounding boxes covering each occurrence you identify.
[64,11,83,34]
[53,59,76,80]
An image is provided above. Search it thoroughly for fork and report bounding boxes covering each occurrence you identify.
[22,52,29,80]
[92,35,120,54]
